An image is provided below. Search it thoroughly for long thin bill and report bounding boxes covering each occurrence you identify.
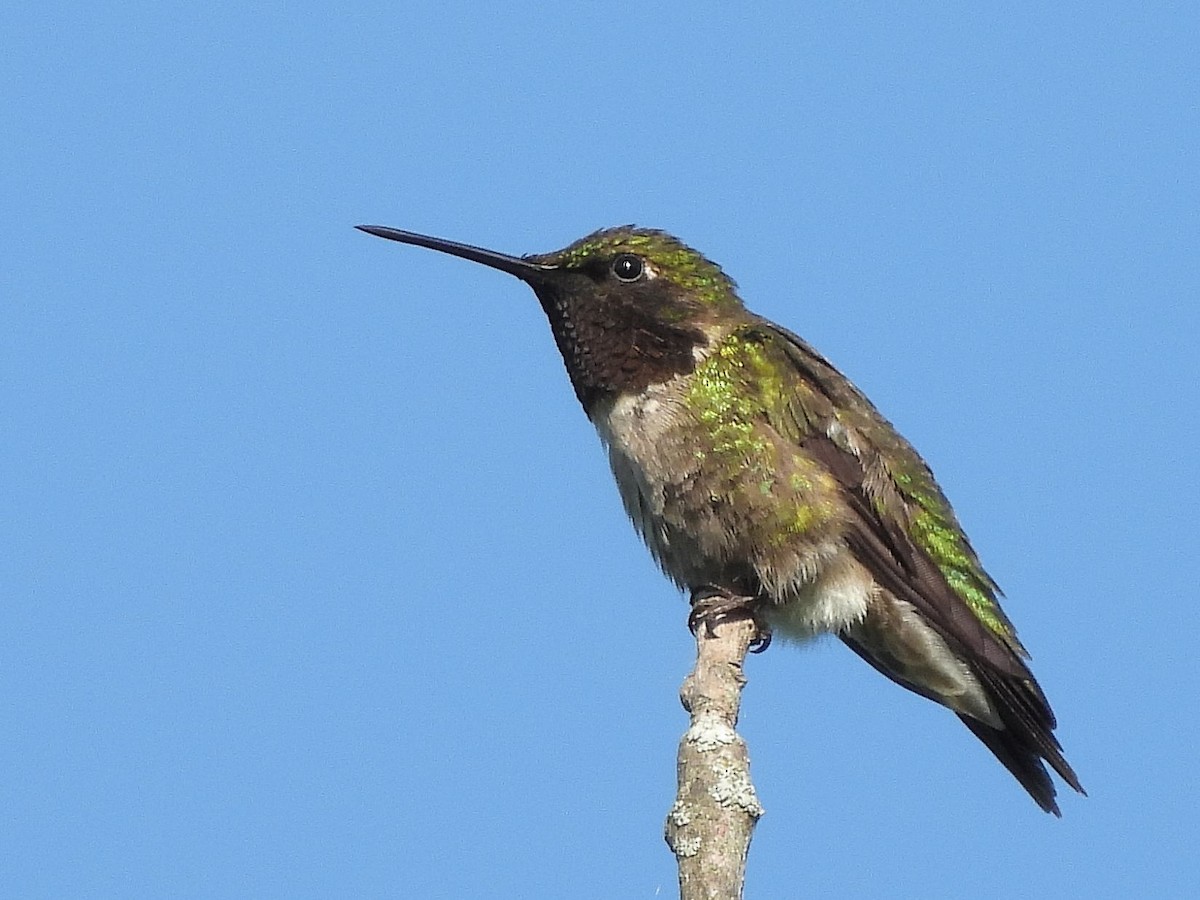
[356,225,553,282]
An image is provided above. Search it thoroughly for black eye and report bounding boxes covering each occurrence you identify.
[611,254,644,282]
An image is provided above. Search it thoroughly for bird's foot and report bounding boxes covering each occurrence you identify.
[687,585,772,653]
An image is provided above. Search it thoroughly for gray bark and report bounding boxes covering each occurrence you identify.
[665,618,763,899]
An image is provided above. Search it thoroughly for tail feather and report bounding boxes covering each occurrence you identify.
[958,713,1061,814]
[965,665,1086,816]
[841,633,1085,813]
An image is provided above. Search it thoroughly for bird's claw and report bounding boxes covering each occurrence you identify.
[688,585,772,653]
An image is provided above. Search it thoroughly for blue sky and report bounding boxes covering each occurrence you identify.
[3,3,1197,897]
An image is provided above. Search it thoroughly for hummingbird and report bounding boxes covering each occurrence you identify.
[357,223,1084,815]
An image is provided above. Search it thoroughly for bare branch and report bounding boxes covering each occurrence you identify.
[665,618,763,900]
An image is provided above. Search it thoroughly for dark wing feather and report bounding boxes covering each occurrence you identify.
[821,436,1029,678]
[754,319,1084,810]
[754,319,1027,675]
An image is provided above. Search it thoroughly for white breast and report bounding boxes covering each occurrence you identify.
[590,380,695,559]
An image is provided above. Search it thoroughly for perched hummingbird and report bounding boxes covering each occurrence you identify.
[357,223,1084,815]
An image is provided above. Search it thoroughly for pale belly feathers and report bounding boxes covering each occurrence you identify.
[589,378,872,641]
[589,376,994,724]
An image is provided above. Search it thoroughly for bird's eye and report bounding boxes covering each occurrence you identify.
[611,254,644,282]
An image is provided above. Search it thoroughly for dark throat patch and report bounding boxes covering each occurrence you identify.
[533,281,706,412]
